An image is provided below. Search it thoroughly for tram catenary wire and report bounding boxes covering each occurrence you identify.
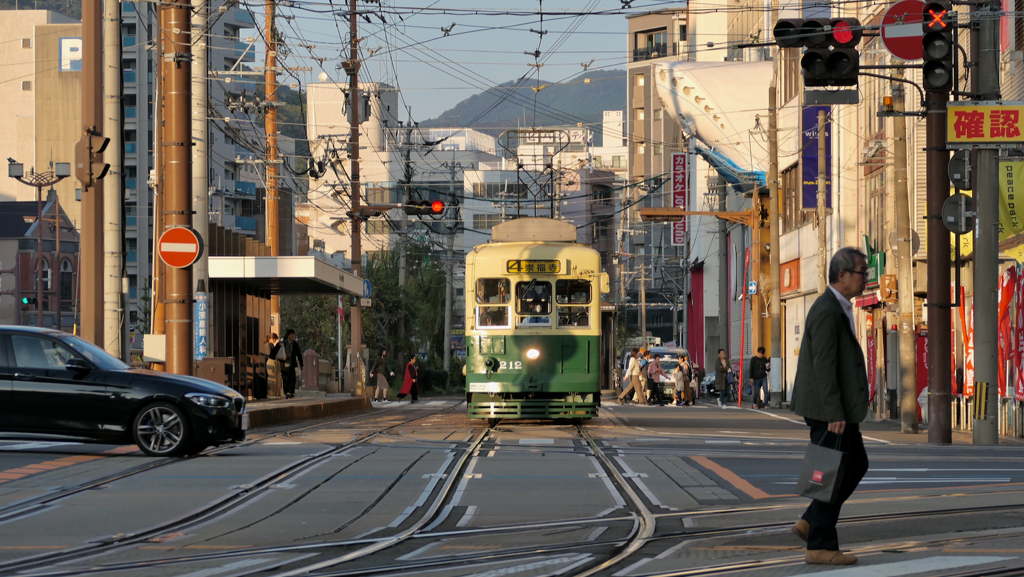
[0,400,471,575]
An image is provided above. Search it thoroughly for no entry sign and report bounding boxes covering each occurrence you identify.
[158,227,204,268]
[882,0,925,61]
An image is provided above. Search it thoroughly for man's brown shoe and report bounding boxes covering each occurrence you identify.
[805,550,858,565]
[791,519,809,542]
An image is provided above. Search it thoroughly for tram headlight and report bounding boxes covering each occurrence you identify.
[526,349,541,360]
[485,357,500,371]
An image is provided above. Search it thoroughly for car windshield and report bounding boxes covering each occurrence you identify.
[59,334,131,370]
[660,359,679,373]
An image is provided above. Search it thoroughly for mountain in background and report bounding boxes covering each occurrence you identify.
[418,69,624,146]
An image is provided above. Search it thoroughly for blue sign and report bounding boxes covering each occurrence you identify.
[194,292,208,360]
[801,105,832,210]
[362,279,372,298]
[59,38,82,72]
[747,281,757,295]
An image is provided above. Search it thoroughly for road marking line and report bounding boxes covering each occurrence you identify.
[585,527,607,542]
[614,456,665,508]
[396,541,441,561]
[589,456,626,507]
[656,539,694,559]
[691,456,772,499]
[612,557,652,576]
[456,505,477,527]
[682,517,695,528]
[520,439,555,445]
[595,506,621,518]
[472,555,590,577]
[799,556,1013,577]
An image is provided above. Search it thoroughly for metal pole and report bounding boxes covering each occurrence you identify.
[103,0,122,356]
[926,92,952,443]
[892,78,919,433]
[151,5,166,370]
[347,0,364,394]
[717,175,728,364]
[640,266,647,342]
[443,163,456,373]
[80,0,104,347]
[54,192,60,327]
[973,0,1002,444]
[266,0,280,330]
[192,0,209,317]
[768,84,783,408]
[817,109,828,295]
[163,0,194,375]
[36,183,43,327]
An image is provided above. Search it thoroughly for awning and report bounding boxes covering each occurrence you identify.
[854,292,882,309]
[208,256,364,295]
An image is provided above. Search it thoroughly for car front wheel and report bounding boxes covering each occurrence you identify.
[133,402,190,457]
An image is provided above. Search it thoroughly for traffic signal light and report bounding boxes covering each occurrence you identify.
[21,296,37,305]
[404,199,445,216]
[774,17,862,88]
[74,129,110,188]
[922,1,954,91]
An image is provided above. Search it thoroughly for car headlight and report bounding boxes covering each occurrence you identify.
[185,393,232,409]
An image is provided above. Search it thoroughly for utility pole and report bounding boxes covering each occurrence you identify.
[103,0,122,357]
[640,265,647,342]
[817,109,828,295]
[162,0,195,375]
[972,0,1001,445]
[79,0,104,348]
[892,77,918,433]
[716,174,728,364]
[266,0,281,331]
[151,8,166,371]
[443,161,459,373]
[192,0,210,334]
[345,0,364,394]
[768,85,783,408]
[926,93,952,441]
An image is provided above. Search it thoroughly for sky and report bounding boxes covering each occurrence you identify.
[260,0,690,123]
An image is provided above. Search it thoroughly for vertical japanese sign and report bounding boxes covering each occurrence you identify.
[671,152,687,246]
[917,329,928,421]
[998,162,1024,242]
[801,105,832,210]
[866,315,876,404]
[1016,264,1024,401]
[999,267,1017,396]
[194,292,208,360]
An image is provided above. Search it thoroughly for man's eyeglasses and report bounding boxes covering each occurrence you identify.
[846,269,869,277]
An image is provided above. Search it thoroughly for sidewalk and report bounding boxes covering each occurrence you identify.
[246,393,371,428]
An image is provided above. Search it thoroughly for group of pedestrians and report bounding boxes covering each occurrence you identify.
[262,330,303,399]
[370,349,421,403]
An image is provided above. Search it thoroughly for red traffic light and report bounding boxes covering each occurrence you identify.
[830,18,862,48]
[926,7,948,29]
[922,1,953,32]
[431,200,444,213]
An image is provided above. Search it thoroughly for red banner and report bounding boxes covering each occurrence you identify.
[866,329,876,405]
[671,153,687,246]
[1016,265,1024,401]
[999,268,1017,396]
[965,303,974,397]
[917,330,928,422]
[951,286,957,397]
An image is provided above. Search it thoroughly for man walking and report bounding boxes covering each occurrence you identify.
[790,248,871,566]
[749,346,770,409]
[281,329,303,399]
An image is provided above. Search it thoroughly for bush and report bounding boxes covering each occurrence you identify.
[419,369,449,392]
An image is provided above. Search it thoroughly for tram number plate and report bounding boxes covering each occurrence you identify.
[470,382,502,393]
[507,259,561,274]
[498,361,523,370]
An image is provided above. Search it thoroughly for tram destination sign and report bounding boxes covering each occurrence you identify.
[506,259,561,273]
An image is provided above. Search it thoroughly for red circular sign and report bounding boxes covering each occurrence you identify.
[882,0,925,61]
[158,227,203,268]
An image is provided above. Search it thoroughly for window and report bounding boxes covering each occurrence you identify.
[40,260,51,291]
[679,24,687,43]
[22,81,31,91]
[867,169,886,251]
[475,279,510,328]
[555,279,591,327]
[634,108,645,121]
[594,156,604,168]
[634,74,645,87]
[366,221,391,235]
[22,39,31,49]
[472,214,500,230]
[653,109,662,120]
[781,165,811,233]
[653,144,663,155]
[515,281,552,326]
[10,335,76,370]
[60,260,73,302]
[612,156,624,168]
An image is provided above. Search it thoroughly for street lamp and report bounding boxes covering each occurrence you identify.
[7,159,71,327]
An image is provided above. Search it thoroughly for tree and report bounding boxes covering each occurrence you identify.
[280,294,340,366]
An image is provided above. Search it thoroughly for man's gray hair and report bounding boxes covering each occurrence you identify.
[828,247,868,284]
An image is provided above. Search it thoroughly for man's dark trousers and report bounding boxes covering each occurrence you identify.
[800,418,869,551]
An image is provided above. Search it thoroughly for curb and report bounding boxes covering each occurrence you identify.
[248,397,371,429]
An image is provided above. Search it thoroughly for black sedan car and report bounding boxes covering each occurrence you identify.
[0,327,247,456]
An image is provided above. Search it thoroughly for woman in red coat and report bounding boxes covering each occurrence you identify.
[397,353,419,403]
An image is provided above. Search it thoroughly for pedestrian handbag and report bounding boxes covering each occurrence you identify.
[276,346,286,362]
[796,434,847,504]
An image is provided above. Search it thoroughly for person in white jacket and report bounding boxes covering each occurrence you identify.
[618,348,643,404]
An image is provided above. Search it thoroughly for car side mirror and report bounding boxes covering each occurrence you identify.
[66,358,91,371]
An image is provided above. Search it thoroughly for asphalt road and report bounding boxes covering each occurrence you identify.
[2,396,1024,577]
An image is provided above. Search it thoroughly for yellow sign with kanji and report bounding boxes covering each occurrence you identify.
[947,102,1024,146]
[506,259,561,274]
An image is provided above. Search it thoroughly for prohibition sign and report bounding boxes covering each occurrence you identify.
[882,0,925,61]
[158,227,204,268]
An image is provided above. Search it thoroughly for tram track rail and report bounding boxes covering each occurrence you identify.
[0,400,470,576]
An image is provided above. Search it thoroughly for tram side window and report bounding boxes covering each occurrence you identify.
[515,280,552,327]
[476,278,510,304]
[556,279,592,327]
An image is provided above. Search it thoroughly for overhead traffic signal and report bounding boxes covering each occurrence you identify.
[922,1,954,91]
[404,199,445,216]
[74,128,110,188]
[21,296,37,306]
[773,17,862,88]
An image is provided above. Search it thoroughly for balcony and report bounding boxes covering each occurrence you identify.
[234,41,255,62]
[127,251,137,263]
[233,9,255,26]
[234,181,256,196]
[632,43,674,62]
[124,2,135,12]
[123,70,136,83]
[234,215,257,231]
[123,36,136,48]
[129,287,137,299]
[125,107,137,119]
[125,178,137,190]
[125,142,137,154]
[127,215,137,227]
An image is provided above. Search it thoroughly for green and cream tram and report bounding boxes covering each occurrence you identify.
[465,218,609,426]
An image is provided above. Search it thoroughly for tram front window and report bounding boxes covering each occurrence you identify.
[556,279,591,327]
[515,280,552,327]
[476,278,510,304]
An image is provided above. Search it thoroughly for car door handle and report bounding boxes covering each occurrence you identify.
[14,373,34,380]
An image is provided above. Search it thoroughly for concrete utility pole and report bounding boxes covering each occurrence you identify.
[151,8,166,370]
[80,0,104,347]
[640,265,648,341]
[972,0,1002,445]
[716,175,728,363]
[162,0,195,375]
[891,78,919,433]
[103,0,122,357]
[192,0,210,321]
[768,85,783,408]
[443,161,459,374]
[817,109,828,295]
[346,0,364,393]
[266,0,281,331]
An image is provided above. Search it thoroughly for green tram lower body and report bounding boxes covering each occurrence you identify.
[466,334,601,422]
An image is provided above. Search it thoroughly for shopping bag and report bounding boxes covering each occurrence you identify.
[795,434,846,503]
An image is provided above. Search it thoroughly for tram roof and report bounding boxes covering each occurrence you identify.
[490,217,577,243]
